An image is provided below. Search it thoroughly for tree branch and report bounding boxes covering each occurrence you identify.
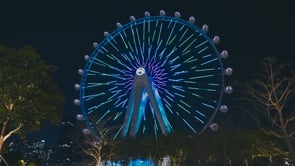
[3,123,23,142]
[284,115,295,129]
[289,130,295,139]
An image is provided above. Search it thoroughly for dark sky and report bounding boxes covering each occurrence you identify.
[0,0,291,144]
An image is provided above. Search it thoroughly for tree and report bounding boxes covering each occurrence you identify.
[0,44,64,154]
[243,57,295,162]
[77,117,119,166]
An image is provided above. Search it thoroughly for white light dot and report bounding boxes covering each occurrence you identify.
[202,24,209,32]
[213,36,220,44]
[209,123,219,131]
[159,10,166,16]
[189,16,195,23]
[82,128,91,135]
[144,11,150,17]
[73,99,80,106]
[116,22,122,28]
[225,67,233,76]
[78,69,83,75]
[74,84,80,90]
[84,55,90,61]
[220,50,228,59]
[174,11,181,18]
[76,114,84,121]
[130,16,136,21]
[220,105,228,113]
[93,42,98,48]
[224,86,233,94]
[103,32,109,37]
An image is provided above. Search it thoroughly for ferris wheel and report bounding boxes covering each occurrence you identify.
[74,10,233,139]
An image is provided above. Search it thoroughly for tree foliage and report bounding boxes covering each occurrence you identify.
[0,44,64,153]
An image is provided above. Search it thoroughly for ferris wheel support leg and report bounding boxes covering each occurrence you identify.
[122,70,172,138]
[144,80,172,135]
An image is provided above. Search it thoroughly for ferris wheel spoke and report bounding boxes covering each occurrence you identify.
[87,100,113,114]
[179,33,194,49]
[113,112,123,121]
[126,40,135,56]
[194,116,205,124]
[168,35,178,46]
[151,21,157,44]
[160,47,177,67]
[167,78,184,82]
[157,23,164,45]
[107,90,122,101]
[194,68,217,72]
[106,38,119,52]
[118,32,129,50]
[135,27,141,48]
[201,102,215,109]
[194,110,206,124]
[120,52,132,63]
[170,64,181,71]
[201,58,218,66]
[165,104,174,114]
[187,86,217,92]
[198,46,209,54]
[202,53,213,59]
[178,27,187,41]
[166,21,177,46]
[83,93,105,101]
[179,99,191,108]
[176,103,190,114]
[182,119,196,133]
[114,125,123,140]
[189,74,215,80]
[171,85,185,92]
[173,92,186,98]
[153,40,163,60]
[182,38,198,55]
[195,40,208,49]
[130,25,139,56]
[95,110,111,124]
[86,81,116,87]
[183,55,197,64]
[140,42,145,64]
[168,54,180,65]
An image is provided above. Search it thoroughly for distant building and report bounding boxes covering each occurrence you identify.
[5,119,92,165]
[7,138,52,165]
[52,119,86,165]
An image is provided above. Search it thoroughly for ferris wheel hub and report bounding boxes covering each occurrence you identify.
[136,67,146,76]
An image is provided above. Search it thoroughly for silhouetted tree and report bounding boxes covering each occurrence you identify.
[243,57,295,162]
[77,117,119,165]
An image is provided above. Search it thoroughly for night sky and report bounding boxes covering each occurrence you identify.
[0,1,291,145]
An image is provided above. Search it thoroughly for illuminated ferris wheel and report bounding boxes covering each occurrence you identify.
[74,10,233,139]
